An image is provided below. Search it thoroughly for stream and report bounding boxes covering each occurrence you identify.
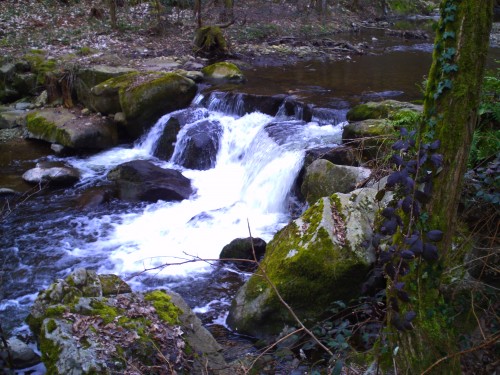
[1,24,497,371]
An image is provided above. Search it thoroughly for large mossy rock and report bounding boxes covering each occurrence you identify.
[26,108,118,150]
[346,100,422,122]
[120,72,197,138]
[75,65,137,109]
[201,62,245,84]
[26,269,229,375]
[300,159,371,205]
[88,71,197,139]
[342,119,395,160]
[227,188,382,339]
[107,160,194,202]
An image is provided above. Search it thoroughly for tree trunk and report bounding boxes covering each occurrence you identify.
[390,1,494,373]
[108,0,117,29]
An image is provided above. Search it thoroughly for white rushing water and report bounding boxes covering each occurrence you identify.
[66,106,343,281]
[0,98,344,337]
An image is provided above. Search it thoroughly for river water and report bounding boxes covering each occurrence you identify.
[1,25,486,358]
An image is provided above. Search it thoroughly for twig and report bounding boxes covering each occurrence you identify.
[420,332,500,375]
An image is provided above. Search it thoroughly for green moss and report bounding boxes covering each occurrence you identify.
[46,305,67,317]
[46,319,57,334]
[26,112,71,146]
[144,290,182,325]
[201,62,244,83]
[90,300,118,324]
[40,325,62,375]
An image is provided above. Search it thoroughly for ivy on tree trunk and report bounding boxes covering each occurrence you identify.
[390,1,494,373]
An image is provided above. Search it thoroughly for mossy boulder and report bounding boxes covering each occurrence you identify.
[346,100,422,122]
[301,159,371,205]
[201,62,245,84]
[119,72,197,139]
[342,119,396,160]
[26,108,118,150]
[75,65,137,110]
[27,269,230,375]
[227,188,383,339]
[88,71,140,115]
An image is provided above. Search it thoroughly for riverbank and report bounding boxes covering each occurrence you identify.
[0,0,439,70]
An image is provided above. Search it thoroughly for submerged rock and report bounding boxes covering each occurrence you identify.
[227,188,383,339]
[220,237,267,270]
[0,337,41,370]
[22,162,80,187]
[107,160,193,202]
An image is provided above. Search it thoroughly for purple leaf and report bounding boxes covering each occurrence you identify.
[429,139,441,150]
[401,250,415,259]
[426,230,444,242]
[430,153,444,167]
[423,243,439,261]
[386,171,402,187]
[405,311,417,322]
[381,207,395,218]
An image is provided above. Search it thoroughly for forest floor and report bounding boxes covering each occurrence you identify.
[0,0,434,69]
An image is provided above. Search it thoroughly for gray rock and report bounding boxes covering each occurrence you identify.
[26,108,118,150]
[301,159,371,205]
[108,160,193,202]
[22,164,80,187]
[220,237,267,270]
[227,188,384,339]
[173,119,223,170]
[3,337,40,369]
[0,109,26,129]
[75,65,137,110]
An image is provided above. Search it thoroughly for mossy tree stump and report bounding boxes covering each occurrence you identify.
[193,26,228,59]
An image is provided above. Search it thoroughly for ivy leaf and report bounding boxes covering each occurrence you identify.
[443,14,455,23]
[391,154,405,166]
[405,311,417,322]
[442,63,458,73]
[392,139,409,151]
[397,290,411,302]
[442,48,456,60]
[442,31,455,40]
[401,250,415,259]
[429,139,441,150]
[427,230,444,242]
[430,153,444,167]
[423,243,439,261]
[386,171,402,187]
[381,207,396,219]
[409,238,424,255]
[375,188,386,201]
[444,4,457,13]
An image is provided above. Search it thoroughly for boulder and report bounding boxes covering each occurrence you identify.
[304,146,360,168]
[201,62,245,84]
[220,237,267,270]
[0,337,40,370]
[26,269,229,375]
[346,99,422,122]
[227,188,382,339]
[173,119,223,170]
[107,160,193,202]
[342,119,395,159]
[300,159,371,205]
[75,65,137,110]
[26,108,118,150]
[119,72,197,139]
[88,71,197,139]
[153,108,210,161]
[0,109,26,129]
[76,186,116,210]
[22,162,80,187]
